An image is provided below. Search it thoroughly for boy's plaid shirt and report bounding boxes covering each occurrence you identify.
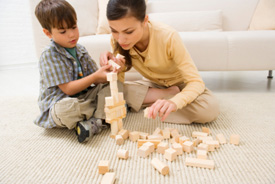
[34,40,98,128]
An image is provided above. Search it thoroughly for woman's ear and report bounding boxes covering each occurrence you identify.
[43,28,52,39]
[143,15,149,26]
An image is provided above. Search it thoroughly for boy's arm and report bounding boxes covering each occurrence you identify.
[58,65,111,96]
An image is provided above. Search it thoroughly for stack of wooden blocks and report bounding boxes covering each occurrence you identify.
[104,71,127,139]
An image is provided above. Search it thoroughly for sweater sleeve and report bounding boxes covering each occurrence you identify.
[167,32,205,109]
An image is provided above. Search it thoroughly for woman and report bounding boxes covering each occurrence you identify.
[100,0,219,124]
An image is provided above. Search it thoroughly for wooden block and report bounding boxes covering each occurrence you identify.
[129,131,140,142]
[216,133,226,144]
[144,107,150,118]
[198,136,213,143]
[137,145,151,158]
[197,143,209,152]
[151,158,169,176]
[197,150,207,160]
[139,132,149,139]
[116,53,125,59]
[105,96,115,107]
[108,59,121,70]
[179,136,190,145]
[230,134,240,145]
[202,127,211,135]
[118,92,124,101]
[101,172,115,184]
[98,160,109,174]
[138,139,161,149]
[111,121,118,136]
[153,127,162,135]
[172,142,183,155]
[147,134,164,140]
[204,140,220,150]
[115,135,124,145]
[117,149,128,159]
[171,129,180,138]
[106,72,117,81]
[118,129,129,140]
[164,148,177,162]
[182,141,194,153]
[143,142,155,153]
[156,142,169,154]
[192,131,208,138]
[117,119,123,131]
[192,138,200,147]
[162,128,170,139]
[185,157,214,169]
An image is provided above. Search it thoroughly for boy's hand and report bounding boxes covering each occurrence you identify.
[148,99,177,121]
[94,65,112,84]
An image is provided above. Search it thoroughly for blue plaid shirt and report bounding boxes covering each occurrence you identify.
[34,40,98,128]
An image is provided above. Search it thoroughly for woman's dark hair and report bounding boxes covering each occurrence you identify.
[107,0,146,71]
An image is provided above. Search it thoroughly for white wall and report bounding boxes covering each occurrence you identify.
[0,0,37,70]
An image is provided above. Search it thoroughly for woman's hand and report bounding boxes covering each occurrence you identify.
[100,51,126,73]
[148,99,177,121]
[100,51,114,67]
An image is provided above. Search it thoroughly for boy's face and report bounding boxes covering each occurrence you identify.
[43,22,79,48]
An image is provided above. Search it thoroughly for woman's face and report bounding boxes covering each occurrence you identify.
[108,16,146,50]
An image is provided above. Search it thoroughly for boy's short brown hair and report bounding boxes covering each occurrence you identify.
[35,0,77,33]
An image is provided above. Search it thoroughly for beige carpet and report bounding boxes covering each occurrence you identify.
[0,93,274,184]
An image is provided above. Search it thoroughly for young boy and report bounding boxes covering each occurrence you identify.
[34,0,115,143]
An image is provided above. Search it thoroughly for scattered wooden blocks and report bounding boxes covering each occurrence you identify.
[156,142,169,154]
[164,148,177,162]
[138,139,161,148]
[230,134,240,145]
[129,131,140,142]
[129,131,139,142]
[115,135,124,145]
[118,129,129,140]
[204,140,220,149]
[197,150,208,160]
[197,143,209,152]
[192,131,208,138]
[117,149,129,160]
[137,145,151,158]
[139,132,149,139]
[198,136,213,143]
[192,138,200,147]
[216,133,226,144]
[98,160,109,174]
[162,128,170,139]
[202,127,211,135]
[153,127,162,135]
[143,142,155,153]
[101,172,116,184]
[172,142,183,155]
[151,158,169,176]
[147,134,164,140]
[185,157,214,169]
[179,136,190,145]
[182,141,194,153]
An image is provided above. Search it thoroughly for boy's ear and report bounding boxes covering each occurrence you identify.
[43,28,52,39]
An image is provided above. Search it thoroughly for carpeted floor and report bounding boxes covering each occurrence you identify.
[0,93,274,184]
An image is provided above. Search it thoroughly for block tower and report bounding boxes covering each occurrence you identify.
[104,55,127,138]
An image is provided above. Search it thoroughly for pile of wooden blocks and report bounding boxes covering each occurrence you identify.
[99,124,240,183]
